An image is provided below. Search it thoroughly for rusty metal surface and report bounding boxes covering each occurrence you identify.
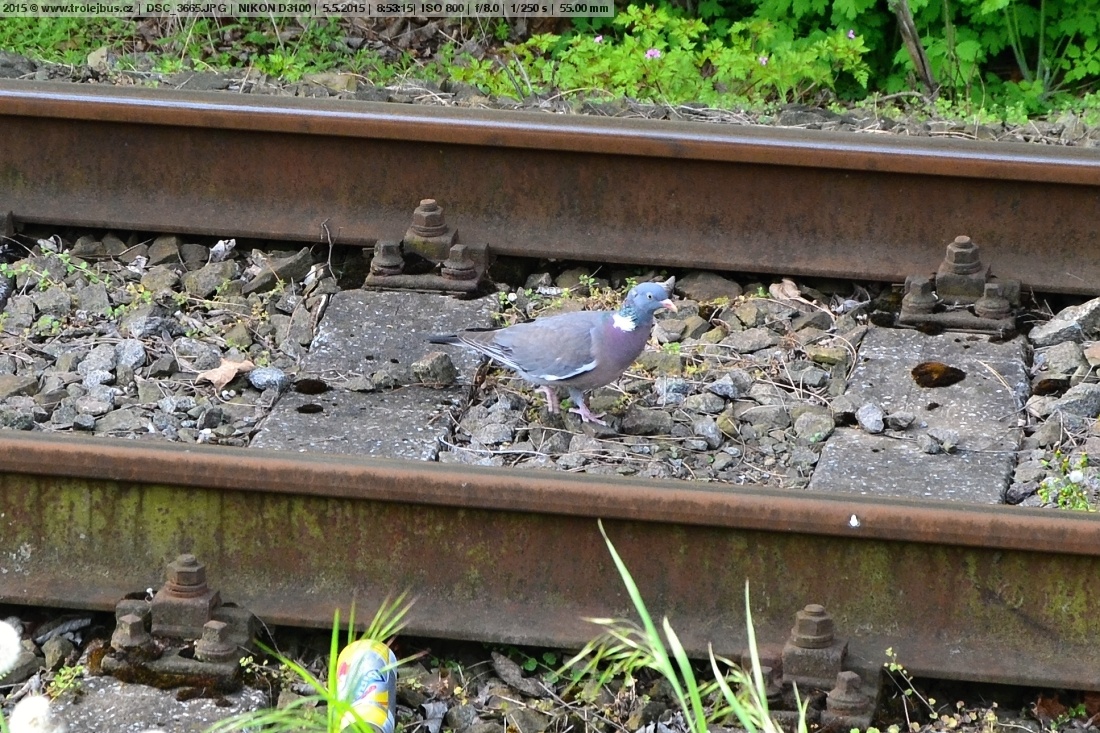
[1,432,1099,689]
[1,81,1099,294]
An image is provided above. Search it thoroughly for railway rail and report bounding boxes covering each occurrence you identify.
[2,80,1100,693]
[1,81,1099,294]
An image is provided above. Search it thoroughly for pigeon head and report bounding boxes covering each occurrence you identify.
[617,279,677,327]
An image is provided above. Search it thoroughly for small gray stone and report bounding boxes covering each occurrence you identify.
[158,395,197,414]
[412,352,459,386]
[79,344,118,374]
[675,271,742,302]
[856,403,885,434]
[76,283,112,316]
[115,340,147,370]
[683,438,710,451]
[180,242,210,266]
[31,287,73,318]
[927,427,960,453]
[1004,481,1039,505]
[140,265,181,293]
[740,404,790,429]
[81,369,114,388]
[621,405,674,435]
[0,407,34,430]
[721,327,780,353]
[681,392,725,414]
[1051,383,1100,418]
[790,366,830,389]
[792,310,834,331]
[885,411,916,430]
[147,235,183,266]
[0,649,39,686]
[692,417,723,449]
[444,704,480,732]
[471,422,515,446]
[43,635,74,671]
[793,410,834,443]
[789,447,819,469]
[243,247,313,294]
[0,374,38,399]
[654,377,692,406]
[1035,341,1088,378]
[1033,417,1066,447]
[681,315,711,340]
[249,367,291,392]
[119,304,177,339]
[94,408,148,434]
[916,432,941,454]
[148,355,178,377]
[831,394,858,422]
[175,337,222,371]
[73,414,97,431]
[1030,298,1100,346]
[654,319,687,343]
[197,407,225,430]
[707,370,753,399]
[182,260,239,299]
[556,452,589,470]
[75,396,113,416]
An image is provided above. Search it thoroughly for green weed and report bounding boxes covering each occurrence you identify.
[566,519,807,733]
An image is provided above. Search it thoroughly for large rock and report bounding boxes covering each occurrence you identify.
[1030,298,1100,347]
[674,271,742,302]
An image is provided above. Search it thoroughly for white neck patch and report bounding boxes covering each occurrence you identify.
[613,313,636,331]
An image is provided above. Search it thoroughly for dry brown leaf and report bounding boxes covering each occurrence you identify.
[769,278,801,301]
[196,359,254,391]
[1031,692,1066,726]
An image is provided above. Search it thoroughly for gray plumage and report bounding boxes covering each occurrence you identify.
[428,278,675,424]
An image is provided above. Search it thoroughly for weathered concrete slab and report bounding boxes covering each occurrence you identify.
[808,329,1028,503]
[250,290,493,460]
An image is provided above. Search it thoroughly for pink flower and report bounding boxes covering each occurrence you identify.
[847,29,856,39]
[758,55,768,66]
[594,35,603,43]
[645,48,661,59]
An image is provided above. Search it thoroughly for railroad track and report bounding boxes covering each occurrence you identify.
[2,80,1100,694]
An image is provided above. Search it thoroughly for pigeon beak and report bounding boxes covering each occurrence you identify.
[660,298,677,313]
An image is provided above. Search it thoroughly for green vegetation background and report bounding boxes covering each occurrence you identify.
[2,0,1099,123]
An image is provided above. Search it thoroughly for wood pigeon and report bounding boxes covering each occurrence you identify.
[429,278,676,425]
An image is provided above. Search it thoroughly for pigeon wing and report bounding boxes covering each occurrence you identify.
[459,311,603,383]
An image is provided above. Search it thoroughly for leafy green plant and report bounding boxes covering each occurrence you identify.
[1038,450,1093,511]
[207,593,414,733]
[47,664,85,698]
[566,520,806,733]
[450,5,870,106]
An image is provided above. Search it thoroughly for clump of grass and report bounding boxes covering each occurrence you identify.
[207,593,414,733]
[566,519,807,733]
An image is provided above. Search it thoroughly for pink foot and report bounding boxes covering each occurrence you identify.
[538,386,561,414]
[569,401,607,426]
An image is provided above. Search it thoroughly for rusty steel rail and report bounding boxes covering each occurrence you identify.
[2,81,1100,293]
[1,432,1100,690]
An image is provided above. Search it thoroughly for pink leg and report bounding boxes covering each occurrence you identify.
[567,392,607,426]
[538,386,561,414]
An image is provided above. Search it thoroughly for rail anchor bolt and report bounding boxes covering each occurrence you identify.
[195,620,238,664]
[782,604,848,691]
[901,276,939,315]
[442,244,479,281]
[152,553,222,640]
[405,198,457,262]
[821,671,874,729]
[974,283,1012,320]
[111,613,153,653]
[370,240,405,277]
